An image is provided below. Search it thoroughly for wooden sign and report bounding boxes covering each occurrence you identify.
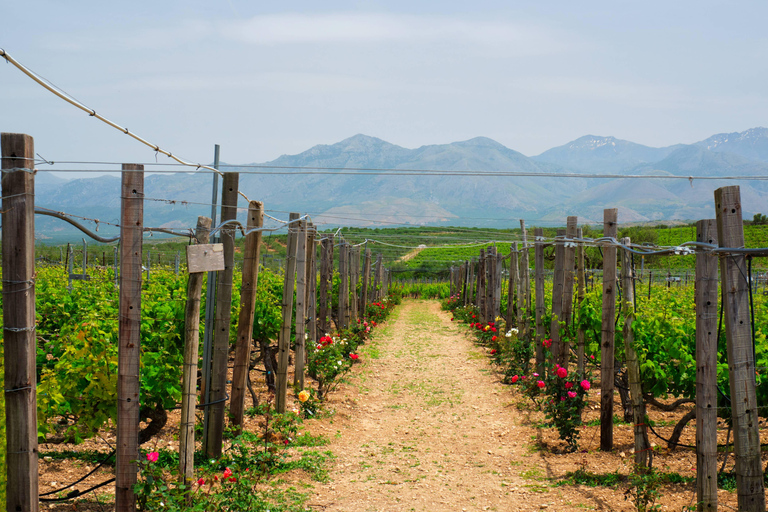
[186,243,225,273]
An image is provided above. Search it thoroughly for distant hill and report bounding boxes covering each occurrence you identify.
[32,128,768,242]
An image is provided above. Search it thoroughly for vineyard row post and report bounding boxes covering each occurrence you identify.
[116,165,144,512]
[179,216,212,489]
[319,237,333,334]
[276,212,300,414]
[338,242,349,329]
[509,243,519,328]
[714,186,765,511]
[1,133,39,512]
[306,224,318,349]
[534,227,546,376]
[576,227,586,377]
[361,247,371,316]
[204,172,238,458]
[549,228,566,366]
[520,220,532,342]
[293,219,308,390]
[560,216,578,367]
[351,245,360,324]
[373,253,382,301]
[230,201,264,431]
[695,218,718,512]
[620,237,651,470]
[600,208,618,452]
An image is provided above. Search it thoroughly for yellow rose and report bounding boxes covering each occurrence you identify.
[298,390,310,403]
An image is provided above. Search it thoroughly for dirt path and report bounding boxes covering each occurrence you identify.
[307,299,564,512]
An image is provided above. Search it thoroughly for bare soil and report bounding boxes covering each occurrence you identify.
[37,298,754,511]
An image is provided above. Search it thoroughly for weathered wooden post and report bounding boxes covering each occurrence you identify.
[179,216,214,488]
[338,242,349,329]
[276,213,300,413]
[373,254,382,301]
[116,164,144,511]
[520,220,532,340]
[361,247,372,315]
[319,237,333,333]
[621,237,650,469]
[714,187,765,511]
[350,246,360,323]
[534,228,546,375]
[204,172,238,458]
[576,227,587,376]
[306,224,318,346]
[600,208,618,452]
[560,216,578,366]
[550,229,566,363]
[294,220,308,389]
[231,201,264,430]
[695,219,718,512]
[2,133,39,512]
[509,243,519,326]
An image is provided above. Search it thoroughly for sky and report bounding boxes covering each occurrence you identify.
[3,0,768,172]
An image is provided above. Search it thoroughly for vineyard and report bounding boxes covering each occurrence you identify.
[2,129,768,512]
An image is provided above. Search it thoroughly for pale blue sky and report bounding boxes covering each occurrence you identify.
[3,0,767,168]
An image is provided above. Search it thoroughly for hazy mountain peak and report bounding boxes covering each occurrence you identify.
[568,135,618,150]
[451,136,508,149]
[694,127,768,163]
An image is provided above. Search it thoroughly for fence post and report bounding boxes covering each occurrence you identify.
[373,254,382,301]
[361,247,372,316]
[204,172,238,458]
[230,201,264,431]
[600,208,618,452]
[560,216,578,366]
[534,228,546,376]
[319,237,332,333]
[293,220,308,389]
[576,228,586,377]
[350,246,360,323]
[113,246,119,288]
[621,237,651,469]
[338,242,349,329]
[695,219,718,512]
[179,216,211,488]
[116,164,144,512]
[714,186,765,511]
[550,229,566,364]
[276,213,300,413]
[2,132,39,512]
[509,243,519,327]
[306,224,318,346]
[520,220,531,341]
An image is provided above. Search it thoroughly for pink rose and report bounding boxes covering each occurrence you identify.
[568,391,577,398]
[565,382,573,389]
[580,380,591,391]
[557,367,568,379]
[537,380,545,389]
[146,452,159,463]
[511,375,519,383]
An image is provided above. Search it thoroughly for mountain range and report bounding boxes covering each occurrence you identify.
[34,127,768,241]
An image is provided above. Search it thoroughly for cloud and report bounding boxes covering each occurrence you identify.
[218,12,570,54]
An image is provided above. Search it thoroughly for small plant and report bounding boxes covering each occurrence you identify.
[541,363,591,452]
[624,465,663,512]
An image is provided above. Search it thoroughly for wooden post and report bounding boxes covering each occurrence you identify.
[230,201,264,430]
[306,224,318,346]
[116,165,144,511]
[2,133,39,512]
[534,228,546,375]
[600,208,618,452]
[467,259,475,307]
[294,220,308,389]
[520,220,531,341]
[621,238,651,469]
[714,187,765,510]
[509,243,519,326]
[494,250,503,321]
[361,247,372,316]
[576,227,587,377]
[338,242,349,329]
[695,219,718,512]
[560,216,578,366]
[179,216,212,487]
[276,213,299,413]
[550,229,566,364]
[204,172,238,458]
[373,254,382,301]
[350,246,360,323]
[319,237,333,334]
[477,249,486,322]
